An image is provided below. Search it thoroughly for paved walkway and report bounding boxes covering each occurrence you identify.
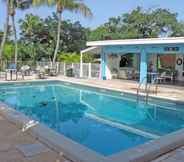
[57,76,184,102]
[0,114,71,162]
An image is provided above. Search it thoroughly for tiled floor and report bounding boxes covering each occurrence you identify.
[0,114,71,162]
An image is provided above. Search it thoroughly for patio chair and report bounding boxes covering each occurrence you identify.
[111,68,118,79]
[19,65,31,80]
[155,72,166,83]
[36,66,46,79]
[48,66,57,76]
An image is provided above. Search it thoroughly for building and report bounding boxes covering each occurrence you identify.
[81,37,184,84]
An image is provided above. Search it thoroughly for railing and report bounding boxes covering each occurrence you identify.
[145,78,159,103]
[137,77,148,102]
[0,61,100,79]
[137,77,159,104]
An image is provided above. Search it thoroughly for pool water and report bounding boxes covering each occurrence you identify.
[0,81,184,156]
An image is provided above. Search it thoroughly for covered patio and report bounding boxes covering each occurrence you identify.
[81,37,184,85]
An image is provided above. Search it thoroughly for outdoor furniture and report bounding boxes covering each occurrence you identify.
[155,72,166,83]
[132,70,139,80]
[48,67,57,76]
[5,64,17,81]
[66,68,74,77]
[148,72,158,83]
[21,65,31,76]
[156,71,176,84]
[36,66,46,79]
[111,68,118,79]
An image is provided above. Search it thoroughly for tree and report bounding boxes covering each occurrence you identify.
[88,7,184,41]
[32,0,92,63]
[0,31,3,42]
[8,0,31,65]
[0,0,9,63]
[19,13,89,61]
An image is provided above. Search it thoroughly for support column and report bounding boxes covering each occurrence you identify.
[140,50,147,84]
[101,51,106,80]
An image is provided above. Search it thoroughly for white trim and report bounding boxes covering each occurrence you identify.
[80,46,99,54]
[87,37,184,47]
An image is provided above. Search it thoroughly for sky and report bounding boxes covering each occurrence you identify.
[0,0,184,31]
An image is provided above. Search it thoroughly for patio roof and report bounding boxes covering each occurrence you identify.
[80,46,101,54]
[86,37,184,47]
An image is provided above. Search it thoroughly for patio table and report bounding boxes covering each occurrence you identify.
[5,69,17,81]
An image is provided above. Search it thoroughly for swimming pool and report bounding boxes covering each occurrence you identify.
[0,81,184,156]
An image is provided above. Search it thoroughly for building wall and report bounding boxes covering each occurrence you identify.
[106,54,139,80]
[175,55,184,81]
[105,53,184,81]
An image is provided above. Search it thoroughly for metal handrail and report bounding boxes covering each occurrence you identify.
[137,77,147,102]
[145,78,159,104]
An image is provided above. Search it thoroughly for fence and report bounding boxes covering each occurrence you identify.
[58,62,100,79]
[1,61,101,79]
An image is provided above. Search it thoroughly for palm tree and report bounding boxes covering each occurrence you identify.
[32,0,92,63]
[0,0,9,64]
[9,0,18,65]
[9,0,30,65]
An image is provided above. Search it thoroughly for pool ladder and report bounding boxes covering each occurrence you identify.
[137,77,158,104]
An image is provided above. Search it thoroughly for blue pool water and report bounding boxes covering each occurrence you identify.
[0,81,184,156]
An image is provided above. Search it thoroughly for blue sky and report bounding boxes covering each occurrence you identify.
[0,0,184,31]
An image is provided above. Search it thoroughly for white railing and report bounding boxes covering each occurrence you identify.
[36,61,100,79]
[1,61,101,79]
[58,62,100,79]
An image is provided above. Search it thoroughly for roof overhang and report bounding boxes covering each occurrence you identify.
[86,37,184,47]
[80,46,101,54]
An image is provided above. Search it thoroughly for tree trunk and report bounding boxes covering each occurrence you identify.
[0,0,9,63]
[11,15,18,65]
[53,12,62,64]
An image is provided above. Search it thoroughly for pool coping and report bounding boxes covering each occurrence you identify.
[0,78,183,103]
[55,78,184,104]
[0,79,184,162]
[0,102,108,162]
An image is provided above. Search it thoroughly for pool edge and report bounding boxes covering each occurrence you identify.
[0,102,107,162]
[1,80,184,162]
[1,101,184,162]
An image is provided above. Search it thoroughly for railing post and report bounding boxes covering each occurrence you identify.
[88,63,92,78]
[63,62,66,76]
[80,52,83,78]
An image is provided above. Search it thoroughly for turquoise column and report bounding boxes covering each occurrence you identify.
[140,50,147,84]
[101,51,106,80]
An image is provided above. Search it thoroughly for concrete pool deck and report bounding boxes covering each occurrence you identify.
[0,114,71,162]
[55,77,184,102]
[0,75,184,162]
[0,112,184,162]
[0,75,184,102]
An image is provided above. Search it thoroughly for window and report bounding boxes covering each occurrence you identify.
[119,54,133,68]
